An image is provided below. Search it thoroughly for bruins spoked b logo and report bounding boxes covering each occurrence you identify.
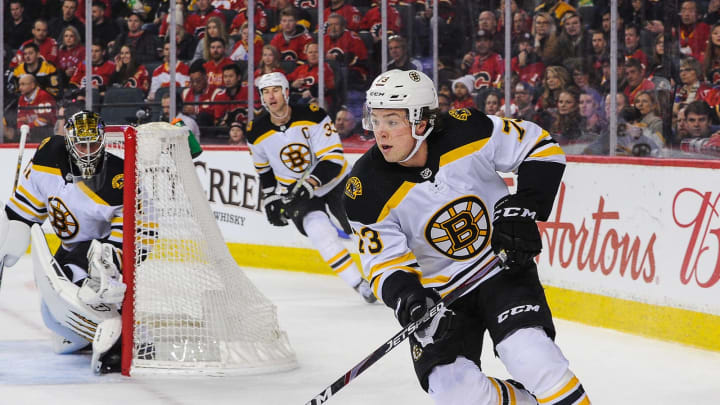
[280,143,311,173]
[425,196,490,260]
[48,197,79,239]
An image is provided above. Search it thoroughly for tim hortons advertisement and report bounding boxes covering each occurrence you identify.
[537,159,720,316]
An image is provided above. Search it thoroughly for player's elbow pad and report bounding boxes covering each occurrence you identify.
[1,220,31,267]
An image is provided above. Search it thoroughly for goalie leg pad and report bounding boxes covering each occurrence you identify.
[40,301,91,354]
[0,208,31,267]
[77,240,126,306]
[91,316,122,374]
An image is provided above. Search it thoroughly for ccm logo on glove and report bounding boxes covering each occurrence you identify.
[494,206,537,219]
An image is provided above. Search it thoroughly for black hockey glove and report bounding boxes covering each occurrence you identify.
[283,180,314,220]
[395,288,454,347]
[263,194,289,227]
[491,194,542,267]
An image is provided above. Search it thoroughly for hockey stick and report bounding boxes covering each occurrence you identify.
[303,252,507,405]
[280,165,314,219]
[0,124,29,290]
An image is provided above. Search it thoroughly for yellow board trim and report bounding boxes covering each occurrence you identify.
[377,181,415,223]
[77,181,109,206]
[439,138,490,167]
[32,164,62,176]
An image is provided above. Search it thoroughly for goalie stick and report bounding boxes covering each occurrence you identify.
[303,252,507,405]
[0,124,29,290]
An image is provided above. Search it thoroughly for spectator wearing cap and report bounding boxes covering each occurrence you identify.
[451,75,476,110]
[461,29,504,90]
[511,32,545,88]
[678,0,710,61]
[110,13,162,65]
[623,58,655,104]
[387,35,423,72]
[228,122,246,145]
[534,0,576,26]
[623,24,649,69]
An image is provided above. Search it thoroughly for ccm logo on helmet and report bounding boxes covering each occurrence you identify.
[495,207,537,220]
[369,91,385,97]
[497,304,540,323]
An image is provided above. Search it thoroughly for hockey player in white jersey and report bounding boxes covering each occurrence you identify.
[0,111,128,374]
[247,72,375,303]
[344,70,591,404]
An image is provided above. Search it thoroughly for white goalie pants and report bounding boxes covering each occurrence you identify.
[428,327,570,405]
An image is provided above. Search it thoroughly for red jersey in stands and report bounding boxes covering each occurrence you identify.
[211,85,260,124]
[253,67,284,79]
[469,53,504,90]
[204,57,235,89]
[624,78,655,104]
[70,60,115,91]
[270,25,313,61]
[120,65,150,93]
[230,35,264,65]
[675,82,713,105]
[149,61,191,99]
[324,4,362,32]
[510,56,544,88]
[12,38,59,68]
[57,45,85,74]
[230,6,269,33]
[17,87,56,128]
[324,29,368,79]
[679,22,710,62]
[359,5,401,35]
[287,62,335,93]
[183,86,215,116]
[624,48,649,70]
[185,8,226,38]
[451,97,476,110]
[211,0,244,9]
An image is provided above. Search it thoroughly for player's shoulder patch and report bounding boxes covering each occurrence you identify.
[343,147,410,225]
[245,112,273,144]
[32,135,69,168]
[293,103,327,124]
[432,108,494,154]
[92,153,125,206]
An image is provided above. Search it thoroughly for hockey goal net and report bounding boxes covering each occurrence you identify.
[105,123,297,376]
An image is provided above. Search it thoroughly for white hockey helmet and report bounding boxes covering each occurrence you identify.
[363,70,438,162]
[255,72,290,110]
[64,110,106,179]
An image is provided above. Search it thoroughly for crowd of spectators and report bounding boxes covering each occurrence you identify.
[3,0,720,156]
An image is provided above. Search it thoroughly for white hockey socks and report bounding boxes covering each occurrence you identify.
[78,240,126,306]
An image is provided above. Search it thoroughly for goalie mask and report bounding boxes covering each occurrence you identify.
[363,69,438,162]
[64,111,106,181]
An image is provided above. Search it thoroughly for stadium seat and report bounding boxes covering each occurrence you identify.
[101,87,147,125]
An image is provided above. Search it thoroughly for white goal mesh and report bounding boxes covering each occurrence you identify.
[107,123,297,376]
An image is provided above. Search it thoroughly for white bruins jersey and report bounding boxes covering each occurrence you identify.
[344,109,566,303]
[6,136,125,252]
[246,104,349,196]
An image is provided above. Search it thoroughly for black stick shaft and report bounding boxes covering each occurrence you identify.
[303,254,505,405]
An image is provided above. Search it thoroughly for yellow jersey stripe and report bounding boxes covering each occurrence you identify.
[319,154,345,162]
[289,120,319,128]
[9,197,45,219]
[538,376,579,404]
[577,395,590,405]
[17,185,45,208]
[77,181,109,206]
[533,129,552,146]
[502,381,517,405]
[32,164,62,176]
[439,138,491,167]
[420,273,451,286]
[377,181,415,223]
[110,230,123,239]
[275,175,295,185]
[529,145,565,159]
[334,260,353,274]
[488,378,503,405]
[254,161,270,167]
[111,217,123,224]
[369,251,417,278]
[315,144,343,156]
[253,129,276,145]
[328,249,349,265]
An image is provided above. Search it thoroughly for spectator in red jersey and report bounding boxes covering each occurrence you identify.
[324,13,368,89]
[56,26,85,87]
[254,44,284,78]
[212,64,255,126]
[335,106,373,149]
[109,45,150,95]
[450,75,476,110]
[149,41,191,100]
[158,0,190,37]
[461,30,504,91]
[623,58,654,104]
[270,7,313,61]
[230,21,264,66]
[9,43,61,100]
[194,16,234,62]
[511,32,545,88]
[678,0,710,61]
[11,19,59,68]
[674,56,713,112]
[323,0,361,32]
[48,0,85,41]
[110,13,162,65]
[702,23,720,85]
[359,1,401,43]
[184,0,226,38]
[623,24,648,69]
[203,38,235,89]
[17,74,57,142]
[69,40,115,97]
[5,0,33,50]
[183,61,215,126]
[230,0,270,34]
[287,42,335,106]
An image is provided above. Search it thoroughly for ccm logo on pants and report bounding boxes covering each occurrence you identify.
[497,304,540,323]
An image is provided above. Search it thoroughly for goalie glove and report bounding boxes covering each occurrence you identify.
[78,240,126,306]
[491,194,542,267]
[395,288,454,348]
[263,193,289,226]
